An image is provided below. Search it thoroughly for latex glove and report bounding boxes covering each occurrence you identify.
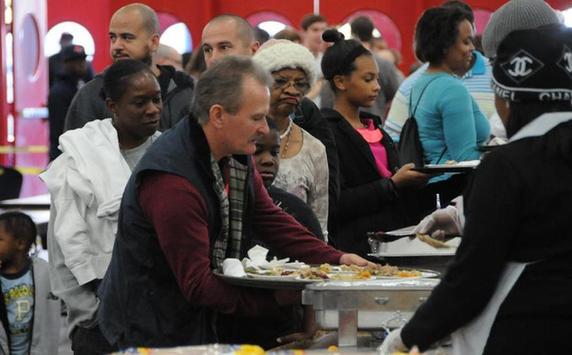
[414,205,462,239]
[378,328,407,355]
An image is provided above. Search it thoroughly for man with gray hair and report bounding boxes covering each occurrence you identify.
[200,13,340,241]
[98,56,369,348]
[64,3,193,131]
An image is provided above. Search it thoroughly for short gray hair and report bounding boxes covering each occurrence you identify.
[191,56,271,124]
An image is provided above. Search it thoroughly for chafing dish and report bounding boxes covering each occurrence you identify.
[302,278,439,347]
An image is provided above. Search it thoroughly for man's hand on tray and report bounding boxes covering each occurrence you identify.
[339,253,376,268]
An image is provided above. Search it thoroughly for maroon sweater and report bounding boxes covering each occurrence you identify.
[139,169,344,316]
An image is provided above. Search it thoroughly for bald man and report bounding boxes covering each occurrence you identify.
[64,3,193,131]
[155,44,183,71]
[201,14,259,68]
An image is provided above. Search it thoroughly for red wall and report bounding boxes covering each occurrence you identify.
[47,0,111,72]
[0,0,7,163]
[46,0,572,74]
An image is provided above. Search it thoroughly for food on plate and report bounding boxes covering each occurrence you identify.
[318,263,333,273]
[340,264,424,278]
[329,270,372,281]
[369,264,422,278]
[396,269,423,278]
[244,263,425,280]
[299,268,330,280]
[245,267,297,277]
[416,233,451,249]
[234,344,265,355]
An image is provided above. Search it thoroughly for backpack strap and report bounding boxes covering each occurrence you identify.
[408,75,447,164]
[409,76,441,118]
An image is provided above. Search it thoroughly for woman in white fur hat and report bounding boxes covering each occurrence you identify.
[253,40,329,240]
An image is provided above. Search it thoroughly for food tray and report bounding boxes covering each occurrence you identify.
[215,267,439,290]
[412,165,476,173]
[412,160,480,173]
[214,271,317,290]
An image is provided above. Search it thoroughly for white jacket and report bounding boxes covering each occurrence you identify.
[40,118,159,332]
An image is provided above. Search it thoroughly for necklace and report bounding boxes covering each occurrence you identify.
[281,120,294,158]
[280,118,293,139]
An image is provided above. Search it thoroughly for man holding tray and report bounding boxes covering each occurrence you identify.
[97,56,369,349]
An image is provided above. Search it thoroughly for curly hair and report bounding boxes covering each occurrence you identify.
[0,211,37,250]
[414,7,472,64]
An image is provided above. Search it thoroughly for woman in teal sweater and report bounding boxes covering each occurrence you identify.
[411,7,490,202]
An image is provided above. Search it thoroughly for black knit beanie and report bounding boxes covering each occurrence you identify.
[492,24,572,103]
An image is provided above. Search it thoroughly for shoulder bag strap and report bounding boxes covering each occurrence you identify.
[409,76,448,162]
[410,76,441,118]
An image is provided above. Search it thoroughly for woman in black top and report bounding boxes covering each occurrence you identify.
[320,29,429,255]
[381,25,572,355]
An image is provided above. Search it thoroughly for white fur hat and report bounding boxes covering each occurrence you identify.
[253,39,317,85]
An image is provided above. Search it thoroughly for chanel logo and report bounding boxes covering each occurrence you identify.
[565,53,572,71]
[557,46,572,78]
[507,57,534,77]
[500,50,544,83]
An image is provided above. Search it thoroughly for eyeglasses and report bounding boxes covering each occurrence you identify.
[272,77,311,92]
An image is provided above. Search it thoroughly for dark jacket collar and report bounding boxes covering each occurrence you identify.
[322,108,380,173]
[322,108,399,173]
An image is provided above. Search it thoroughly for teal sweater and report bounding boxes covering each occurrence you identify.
[411,72,490,181]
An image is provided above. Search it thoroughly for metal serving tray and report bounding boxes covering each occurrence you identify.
[214,271,317,290]
[367,234,460,273]
[303,279,439,347]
